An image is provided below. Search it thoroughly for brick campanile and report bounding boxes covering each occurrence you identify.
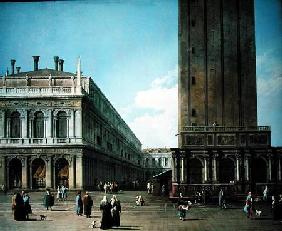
[178,0,257,146]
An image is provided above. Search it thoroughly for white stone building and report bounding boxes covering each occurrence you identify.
[0,56,143,190]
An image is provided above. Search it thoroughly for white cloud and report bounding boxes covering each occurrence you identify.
[124,67,178,148]
[257,72,282,96]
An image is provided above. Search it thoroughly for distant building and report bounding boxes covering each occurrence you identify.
[0,56,142,190]
[142,148,172,195]
[172,0,282,198]
[142,148,171,181]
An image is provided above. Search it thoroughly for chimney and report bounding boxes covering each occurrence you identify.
[16,67,21,74]
[11,59,16,75]
[32,56,40,71]
[54,56,59,71]
[58,59,64,71]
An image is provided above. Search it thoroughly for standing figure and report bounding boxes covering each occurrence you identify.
[13,192,25,220]
[83,191,93,218]
[75,191,83,216]
[110,195,121,227]
[147,182,151,194]
[161,184,166,196]
[43,189,53,210]
[56,186,61,201]
[100,196,113,230]
[244,192,253,218]
[263,186,268,201]
[219,189,223,208]
[23,192,32,220]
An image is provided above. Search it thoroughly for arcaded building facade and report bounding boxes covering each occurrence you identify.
[0,56,142,190]
[172,0,282,198]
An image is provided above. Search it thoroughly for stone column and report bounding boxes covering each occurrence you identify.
[180,151,186,183]
[75,110,82,139]
[236,156,240,182]
[268,155,272,182]
[212,154,217,182]
[20,110,28,139]
[204,158,208,182]
[171,155,176,182]
[245,156,249,181]
[69,110,75,138]
[45,110,52,142]
[69,156,75,189]
[6,118,11,138]
[0,110,5,138]
[45,157,52,188]
[21,157,28,188]
[0,157,6,188]
[29,162,33,189]
[76,155,83,189]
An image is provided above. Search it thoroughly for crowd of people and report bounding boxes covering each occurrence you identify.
[56,185,68,201]
[98,181,119,194]
[7,183,282,226]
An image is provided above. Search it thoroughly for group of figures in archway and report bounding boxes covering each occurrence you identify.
[8,157,70,190]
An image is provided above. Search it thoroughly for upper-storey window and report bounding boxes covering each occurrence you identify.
[164,158,168,167]
[56,111,67,138]
[145,158,149,167]
[10,111,21,138]
[158,158,162,166]
[34,111,44,138]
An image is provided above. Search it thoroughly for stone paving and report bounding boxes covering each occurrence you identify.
[0,191,281,231]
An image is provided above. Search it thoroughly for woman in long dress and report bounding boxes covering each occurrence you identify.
[100,196,112,229]
[110,195,121,227]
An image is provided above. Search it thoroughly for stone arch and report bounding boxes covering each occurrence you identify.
[55,158,69,188]
[188,158,203,184]
[32,158,46,189]
[252,157,267,183]
[219,157,235,183]
[9,158,22,188]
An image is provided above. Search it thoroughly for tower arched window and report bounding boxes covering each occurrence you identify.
[56,111,68,138]
[34,111,44,138]
[10,111,21,138]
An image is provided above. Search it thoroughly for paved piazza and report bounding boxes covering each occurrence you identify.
[0,191,281,231]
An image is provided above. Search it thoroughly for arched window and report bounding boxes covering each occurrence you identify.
[10,111,21,138]
[34,111,44,138]
[56,111,68,138]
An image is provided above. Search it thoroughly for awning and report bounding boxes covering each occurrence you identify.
[153,170,172,179]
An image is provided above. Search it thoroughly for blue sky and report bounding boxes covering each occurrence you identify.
[0,0,281,148]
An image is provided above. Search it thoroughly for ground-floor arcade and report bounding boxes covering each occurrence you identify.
[170,147,282,198]
[0,147,143,191]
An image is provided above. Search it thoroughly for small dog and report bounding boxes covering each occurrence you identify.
[40,215,47,220]
[89,220,96,228]
[255,210,262,216]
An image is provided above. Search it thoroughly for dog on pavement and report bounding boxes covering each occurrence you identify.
[40,215,47,220]
[89,220,96,228]
[255,210,262,217]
